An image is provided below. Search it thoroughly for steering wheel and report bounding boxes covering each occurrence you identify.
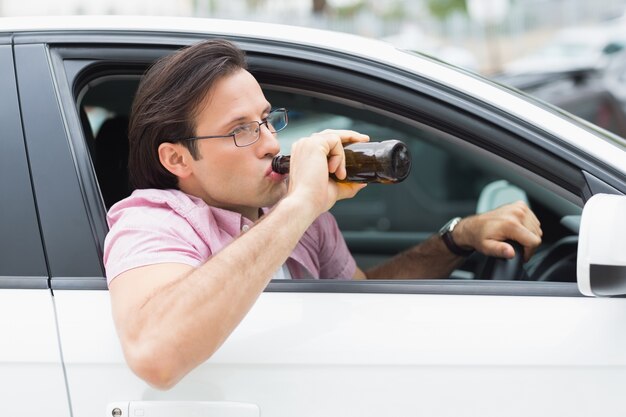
[479,240,529,280]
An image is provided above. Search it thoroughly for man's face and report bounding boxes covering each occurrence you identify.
[181,68,287,218]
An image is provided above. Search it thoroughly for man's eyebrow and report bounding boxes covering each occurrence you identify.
[223,104,272,128]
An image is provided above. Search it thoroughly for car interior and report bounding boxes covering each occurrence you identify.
[77,69,583,283]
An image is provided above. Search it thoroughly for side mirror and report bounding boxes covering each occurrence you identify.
[578,193,626,296]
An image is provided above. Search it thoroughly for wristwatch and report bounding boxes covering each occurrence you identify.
[439,217,475,257]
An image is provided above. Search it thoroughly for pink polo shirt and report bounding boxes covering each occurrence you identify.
[103,188,356,285]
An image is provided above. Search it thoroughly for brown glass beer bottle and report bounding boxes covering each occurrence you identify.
[271,140,411,184]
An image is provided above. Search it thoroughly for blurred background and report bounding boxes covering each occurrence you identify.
[3,0,626,136]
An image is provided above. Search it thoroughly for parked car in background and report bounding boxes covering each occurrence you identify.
[497,23,626,139]
[504,25,626,75]
[382,24,479,72]
[494,68,626,138]
[3,15,626,417]
[603,47,626,113]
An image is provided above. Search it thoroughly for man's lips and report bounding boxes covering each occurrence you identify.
[266,163,287,182]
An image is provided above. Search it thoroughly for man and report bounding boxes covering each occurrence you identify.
[105,39,542,390]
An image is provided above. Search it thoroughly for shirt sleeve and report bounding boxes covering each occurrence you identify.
[103,205,205,286]
[316,212,356,279]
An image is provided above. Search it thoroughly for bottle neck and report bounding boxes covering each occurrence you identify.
[271,155,290,174]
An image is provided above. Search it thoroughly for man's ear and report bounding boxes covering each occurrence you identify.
[158,142,192,179]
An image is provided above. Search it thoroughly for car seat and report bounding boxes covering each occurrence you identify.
[476,180,529,213]
[95,116,131,209]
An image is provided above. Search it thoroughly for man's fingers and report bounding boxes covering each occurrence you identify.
[319,129,370,143]
[507,221,541,245]
[522,246,537,262]
[504,222,541,262]
[483,238,535,261]
[483,240,515,259]
[519,205,542,237]
[531,217,542,237]
[315,130,366,179]
[336,183,367,200]
[327,154,345,179]
[512,201,542,237]
[499,223,538,260]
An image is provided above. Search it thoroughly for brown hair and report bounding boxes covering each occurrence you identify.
[128,39,247,190]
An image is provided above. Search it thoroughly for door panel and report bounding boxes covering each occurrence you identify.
[53,290,143,417]
[54,289,626,417]
[0,291,70,417]
[1,44,69,416]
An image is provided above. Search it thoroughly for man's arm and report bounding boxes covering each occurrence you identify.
[109,130,368,390]
[356,201,542,279]
[109,197,316,389]
[354,234,463,279]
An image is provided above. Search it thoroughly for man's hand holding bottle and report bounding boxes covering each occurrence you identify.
[280,130,370,218]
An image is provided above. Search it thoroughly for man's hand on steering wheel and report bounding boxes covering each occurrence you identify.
[452,201,543,262]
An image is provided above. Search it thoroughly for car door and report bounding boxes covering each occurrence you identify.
[24,27,626,417]
[0,39,70,417]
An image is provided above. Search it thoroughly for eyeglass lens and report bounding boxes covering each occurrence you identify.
[234,109,287,146]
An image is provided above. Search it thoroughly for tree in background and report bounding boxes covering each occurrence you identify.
[427,0,467,20]
[313,0,328,15]
[426,0,506,73]
[246,0,265,11]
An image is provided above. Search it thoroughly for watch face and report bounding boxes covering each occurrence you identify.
[439,217,460,236]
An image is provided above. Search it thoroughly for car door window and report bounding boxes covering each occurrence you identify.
[79,76,140,209]
[75,68,581,284]
[264,88,581,278]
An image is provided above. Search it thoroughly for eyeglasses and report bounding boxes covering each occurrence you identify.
[176,108,288,147]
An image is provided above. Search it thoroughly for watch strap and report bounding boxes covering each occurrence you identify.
[440,217,475,257]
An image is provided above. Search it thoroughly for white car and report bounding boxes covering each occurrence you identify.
[2,15,626,417]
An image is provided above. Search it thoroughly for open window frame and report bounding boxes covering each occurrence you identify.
[44,33,619,296]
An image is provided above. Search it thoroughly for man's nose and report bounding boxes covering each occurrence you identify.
[257,123,281,155]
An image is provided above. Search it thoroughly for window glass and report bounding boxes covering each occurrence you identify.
[79,77,137,208]
[76,74,582,283]
[265,88,581,280]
